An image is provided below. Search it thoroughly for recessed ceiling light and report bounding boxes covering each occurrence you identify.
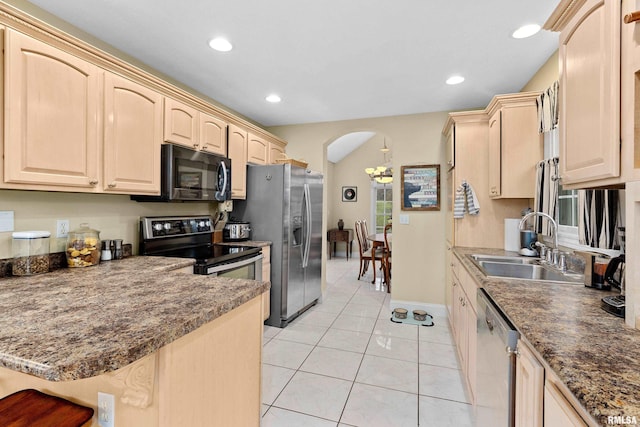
[512,24,541,39]
[208,37,233,52]
[446,76,465,85]
[266,94,281,103]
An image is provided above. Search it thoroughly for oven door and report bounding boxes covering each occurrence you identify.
[204,253,263,280]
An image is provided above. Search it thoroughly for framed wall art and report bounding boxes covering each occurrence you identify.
[401,164,440,211]
[342,186,357,202]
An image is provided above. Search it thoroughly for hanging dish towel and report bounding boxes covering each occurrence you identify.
[454,180,480,218]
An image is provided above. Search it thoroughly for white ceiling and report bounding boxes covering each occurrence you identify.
[25,0,560,128]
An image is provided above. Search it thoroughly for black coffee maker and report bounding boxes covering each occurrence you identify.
[601,227,626,318]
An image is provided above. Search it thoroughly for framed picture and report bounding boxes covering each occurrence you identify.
[401,165,440,211]
[342,186,357,202]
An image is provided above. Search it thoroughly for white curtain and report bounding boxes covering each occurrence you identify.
[533,158,559,235]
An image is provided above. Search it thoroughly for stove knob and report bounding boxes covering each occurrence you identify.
[163,223,172,230]
[205,220,211,228]
[153,223,163,231]
[198,221,205,228]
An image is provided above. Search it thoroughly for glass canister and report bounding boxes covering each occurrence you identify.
[66,223,101,267]
[12,231,51,276]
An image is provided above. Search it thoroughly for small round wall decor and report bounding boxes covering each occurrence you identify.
[342,186,357,202]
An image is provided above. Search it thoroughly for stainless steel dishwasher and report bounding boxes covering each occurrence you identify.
[476,288,520,427]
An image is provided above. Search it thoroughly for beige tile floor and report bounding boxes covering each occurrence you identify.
[260,258,476,427]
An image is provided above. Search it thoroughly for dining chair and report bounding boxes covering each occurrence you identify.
[383,222,392,292]
[355,220,384,281]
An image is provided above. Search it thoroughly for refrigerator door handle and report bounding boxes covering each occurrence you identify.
[303,183,312,268]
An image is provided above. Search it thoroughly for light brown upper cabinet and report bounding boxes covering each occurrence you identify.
[103,73,163,195]
[485,92,542,199]
[268,141,286,164]
[4,28,101,190]
[228,124,248,199]
[247,133,268,165]
[545,0,621,188]
[199,112,227,156]
[164,98,228,156]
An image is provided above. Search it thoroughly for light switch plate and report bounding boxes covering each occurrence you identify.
[0,211,14,232]
[399,214,409,225]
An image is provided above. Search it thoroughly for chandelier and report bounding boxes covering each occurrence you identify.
[365,139,393,184]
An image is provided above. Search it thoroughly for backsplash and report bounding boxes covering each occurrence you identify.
[0,189,218,259]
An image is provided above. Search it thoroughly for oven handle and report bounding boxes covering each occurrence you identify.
[206,253,263,275]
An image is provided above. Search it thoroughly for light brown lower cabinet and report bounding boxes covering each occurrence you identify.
[543,380,588,427]
[514,339,594,427]
[515,340,544,427]
[449,256,477,402]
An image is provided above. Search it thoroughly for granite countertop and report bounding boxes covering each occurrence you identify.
[0,256,270,382]
[454,247,640,426]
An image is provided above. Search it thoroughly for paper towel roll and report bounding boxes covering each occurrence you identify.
[504,219,521,252]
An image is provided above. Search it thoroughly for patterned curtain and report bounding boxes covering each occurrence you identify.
[578,190,620,249]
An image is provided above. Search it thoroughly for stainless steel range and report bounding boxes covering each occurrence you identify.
[139,216,262,279]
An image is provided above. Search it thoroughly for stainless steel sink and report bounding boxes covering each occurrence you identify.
[470,254,539,264]
[476,260,584,284]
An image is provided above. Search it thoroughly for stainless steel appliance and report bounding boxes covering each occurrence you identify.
[234,164,323,327]
[139,216,262,280]
[602,254,626,317]
[223,221,251,242]
[132,144,231,202]
[477,288,520,427]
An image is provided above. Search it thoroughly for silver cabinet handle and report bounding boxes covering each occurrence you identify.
[506,346,518,356]
[108,182,116,188]
[89,180,98,185]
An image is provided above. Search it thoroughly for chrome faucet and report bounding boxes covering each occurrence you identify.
[519,211,559,261]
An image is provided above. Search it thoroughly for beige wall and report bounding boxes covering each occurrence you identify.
[521,50,559,92]
[0,190,217,259]
[330,134,392,232]
[269,112,450,304]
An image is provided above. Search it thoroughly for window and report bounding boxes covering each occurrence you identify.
[371,182,392,233]
[558,187,578,227]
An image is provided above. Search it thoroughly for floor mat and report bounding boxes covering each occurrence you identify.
[389,312,434,327]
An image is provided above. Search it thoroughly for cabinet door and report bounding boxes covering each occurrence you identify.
[515,341,544,427]
[465,300,476,402]
[199,112,227,156]
[543,381,588,427]
[559,0,620,184]
[103,73,163,194]
[228,124,248,199]
[4,29,100,189]
[500,102,542,198]
[488,110,501,197]
[164,98,198,148]
[247,133,268,165]
[269,141,286,164]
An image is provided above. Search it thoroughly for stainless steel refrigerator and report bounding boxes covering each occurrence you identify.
[234,164,323,327]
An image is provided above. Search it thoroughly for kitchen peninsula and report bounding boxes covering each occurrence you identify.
[0,256,270,426]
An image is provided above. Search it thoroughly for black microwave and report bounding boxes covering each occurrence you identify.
[132,144,231,202]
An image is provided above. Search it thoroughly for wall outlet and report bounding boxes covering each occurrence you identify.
[399,214,410,225]
[222,200,233,212]
[56,219,69,238]
[98,392,115,427]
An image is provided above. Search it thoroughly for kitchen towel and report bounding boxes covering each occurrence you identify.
[454,180,480,218]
